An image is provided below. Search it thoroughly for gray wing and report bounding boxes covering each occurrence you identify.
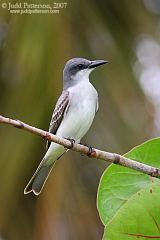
[46,90,70,149]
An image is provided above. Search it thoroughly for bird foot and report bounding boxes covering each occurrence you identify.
[65,137,75,149]
[80,142,96,158]
[87,145,96,157]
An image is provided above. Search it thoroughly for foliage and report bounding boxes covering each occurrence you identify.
[97,138,160,239]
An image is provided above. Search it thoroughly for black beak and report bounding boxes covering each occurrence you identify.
[89,60,109,69]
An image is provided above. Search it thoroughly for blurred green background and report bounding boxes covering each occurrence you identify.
[0,0,160,239]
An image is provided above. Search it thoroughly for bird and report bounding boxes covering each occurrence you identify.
[24,57,108,195]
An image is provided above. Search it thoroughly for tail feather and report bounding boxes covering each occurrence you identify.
[24,158,56,195]
[32,165,54,195]
[24,143,66,195]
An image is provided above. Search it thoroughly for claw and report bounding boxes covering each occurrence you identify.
[87,149,96,157]
[65,137,75,149]
[86,145,96,158]
[80,142,96,157]
[87,146,93,156]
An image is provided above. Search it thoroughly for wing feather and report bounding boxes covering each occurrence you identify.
[46,90,69,149]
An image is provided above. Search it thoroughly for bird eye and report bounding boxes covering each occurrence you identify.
[78,64,83,68]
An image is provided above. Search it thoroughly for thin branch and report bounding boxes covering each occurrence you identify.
[0,115,160,178]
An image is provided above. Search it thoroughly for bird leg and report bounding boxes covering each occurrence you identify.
[80,142,96,157]
[65,137,75,149]
[87,145,93,156]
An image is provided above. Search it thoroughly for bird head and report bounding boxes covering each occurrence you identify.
[63,57,108,89]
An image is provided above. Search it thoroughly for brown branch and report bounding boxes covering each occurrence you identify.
[0,115,160,178]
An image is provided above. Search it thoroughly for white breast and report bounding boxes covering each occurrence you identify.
[56,80,98,142]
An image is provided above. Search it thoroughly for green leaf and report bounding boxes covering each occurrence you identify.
[103,183,160,240]
[97,138,160,226]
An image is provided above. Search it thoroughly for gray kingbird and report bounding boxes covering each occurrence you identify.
[24,57,107,195]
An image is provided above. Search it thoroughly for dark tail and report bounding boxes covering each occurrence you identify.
[24,159,56,195]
